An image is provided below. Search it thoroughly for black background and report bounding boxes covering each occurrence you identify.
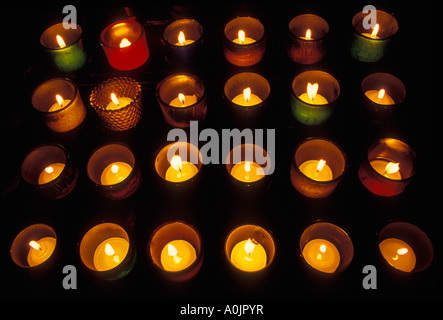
[1,0,439,307]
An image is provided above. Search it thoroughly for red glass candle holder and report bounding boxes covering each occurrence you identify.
[223,16,266,67]
[149,221,203,282]
[287,14,329,64]
[359,138,416,197]
[100,18,149,70]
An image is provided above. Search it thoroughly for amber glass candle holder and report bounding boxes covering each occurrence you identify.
[86,143,141,200]
[79,223,135,280]
[156,73,207,127]
[100,18,149,70]
[40,23,87,72]
[20,143,78,199]
[290,138,347,198]
[223,17,266,67]
[225,224,275,273]
[149,221,203,282]
[287,14,329,64]
[161,18,203,65]
[378,221,433,273]
[290,70,340,125]
[90,77,142,131]
[300,222,354,274]
[361,73,406,119]
[350,10,399,62]
[358,138,416,197]
[31,78,86,132]
[10,224,57,269]
[223,72,271,126]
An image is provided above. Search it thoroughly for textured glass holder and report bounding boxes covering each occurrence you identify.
[350,10,399,62]
[90,77,142,131]
[31,78,86,132]
[287,14,329,64]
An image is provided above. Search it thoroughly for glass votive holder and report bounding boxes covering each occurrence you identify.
[90,77,143,131]
[31,78,86,132]
[350,10,399,62]
[225,143,273,194]
[10,224,57,269]
[20,143,78,199]
[225,224,275,273]
[223,72,271,127]
[99,18,150,70]
[290,70,340,125]
[223,16,266,67]
[290,138,347,198]
[40,23,87,72]
[378,221,433,273]
[361,73,406,119]
[149,221,203,282]
[161,18,204,65]
[287,14,329,64]
[358,138,416,197]
[86,142,141,200]
[79,222,135,280]
[156,73,207,127]
[300,222,354,274]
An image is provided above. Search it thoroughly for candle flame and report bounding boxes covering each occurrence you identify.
[371,23,380,38]
[178,93,186,105]
[243,87,251,103]
[45,166,54,174]
[119,37,131,48]
[105,243,115,256]
[110,93,120,106]
[55,94,64,107]
[397,248,408,256]
[238,30,246,44]
[170,155,183,172]
[307,82,319,101]
[319,244,327,253]
[316,159,326,173]
[384,162,400,175]
[378,89,386,100]
[305,29,312,40]
[244,238,255,256]
[167,243,182,264]
[29,240,42,251]
[56,35,66,48]
[111,164,119,174]
[178,31,186,45]
[244,161,251,173]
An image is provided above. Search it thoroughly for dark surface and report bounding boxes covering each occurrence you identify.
[1,0,439,306]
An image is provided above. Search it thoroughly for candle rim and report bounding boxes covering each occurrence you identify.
[224,16,266,46]
[161,18,203,47]
[156,73,206,109]
[40,23,83,50]
[223,72,271,108]
[32,78,78,114]
[288,14,329,41]
[99,19,145,49]
[291,70,340,105]
[361,72,406,106]
[351,9,399,40]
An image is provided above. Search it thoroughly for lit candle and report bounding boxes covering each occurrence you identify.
[230,160,265,183]
[364,88,395,105]
[369,159,401,180]
[302,239,341,273]
[100,162,133,186]
[230,238,267,272]
[164,155,199,183]
[48,94,71,112]
[27,237,57,267]
[361,23,380,39]
[176,31,195,46]
[301,29,312,40]
[160,240,197,272]
[298,159,333,182]
[56,34,66,48]
[119,37,131,48]
[106,93,134,111]
[233,30,256,45]
[298,82,328,105]
[38,163,65,185]
[93,237,129,272]
[231,87,263,107]
[379,238,416,272]
[169,93,198,108]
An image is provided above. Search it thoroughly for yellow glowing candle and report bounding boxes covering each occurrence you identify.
[298,82,328,105]
[361,23,380,39]
[299,159,333,181]
[230,160,265,183]
[370,159,401,180]
[231,87,263,107]
[230,238,267,272]
[160,240,197,272]
[48,94,71,112]
[93,237,129,271]
[38,163,65,184]
[106,93,133,111]
[27,237,57,267]
[302,239,340,273]
[119,37,132,48]
[165,155,199,182]
[56,34,66,48]
[176,31,195,46]
[233,30,256,44]
[301,29,312,40]
[100,162,133,185]
[169,93,198,108]
[365,88,395,105]
[379,238,416,272]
